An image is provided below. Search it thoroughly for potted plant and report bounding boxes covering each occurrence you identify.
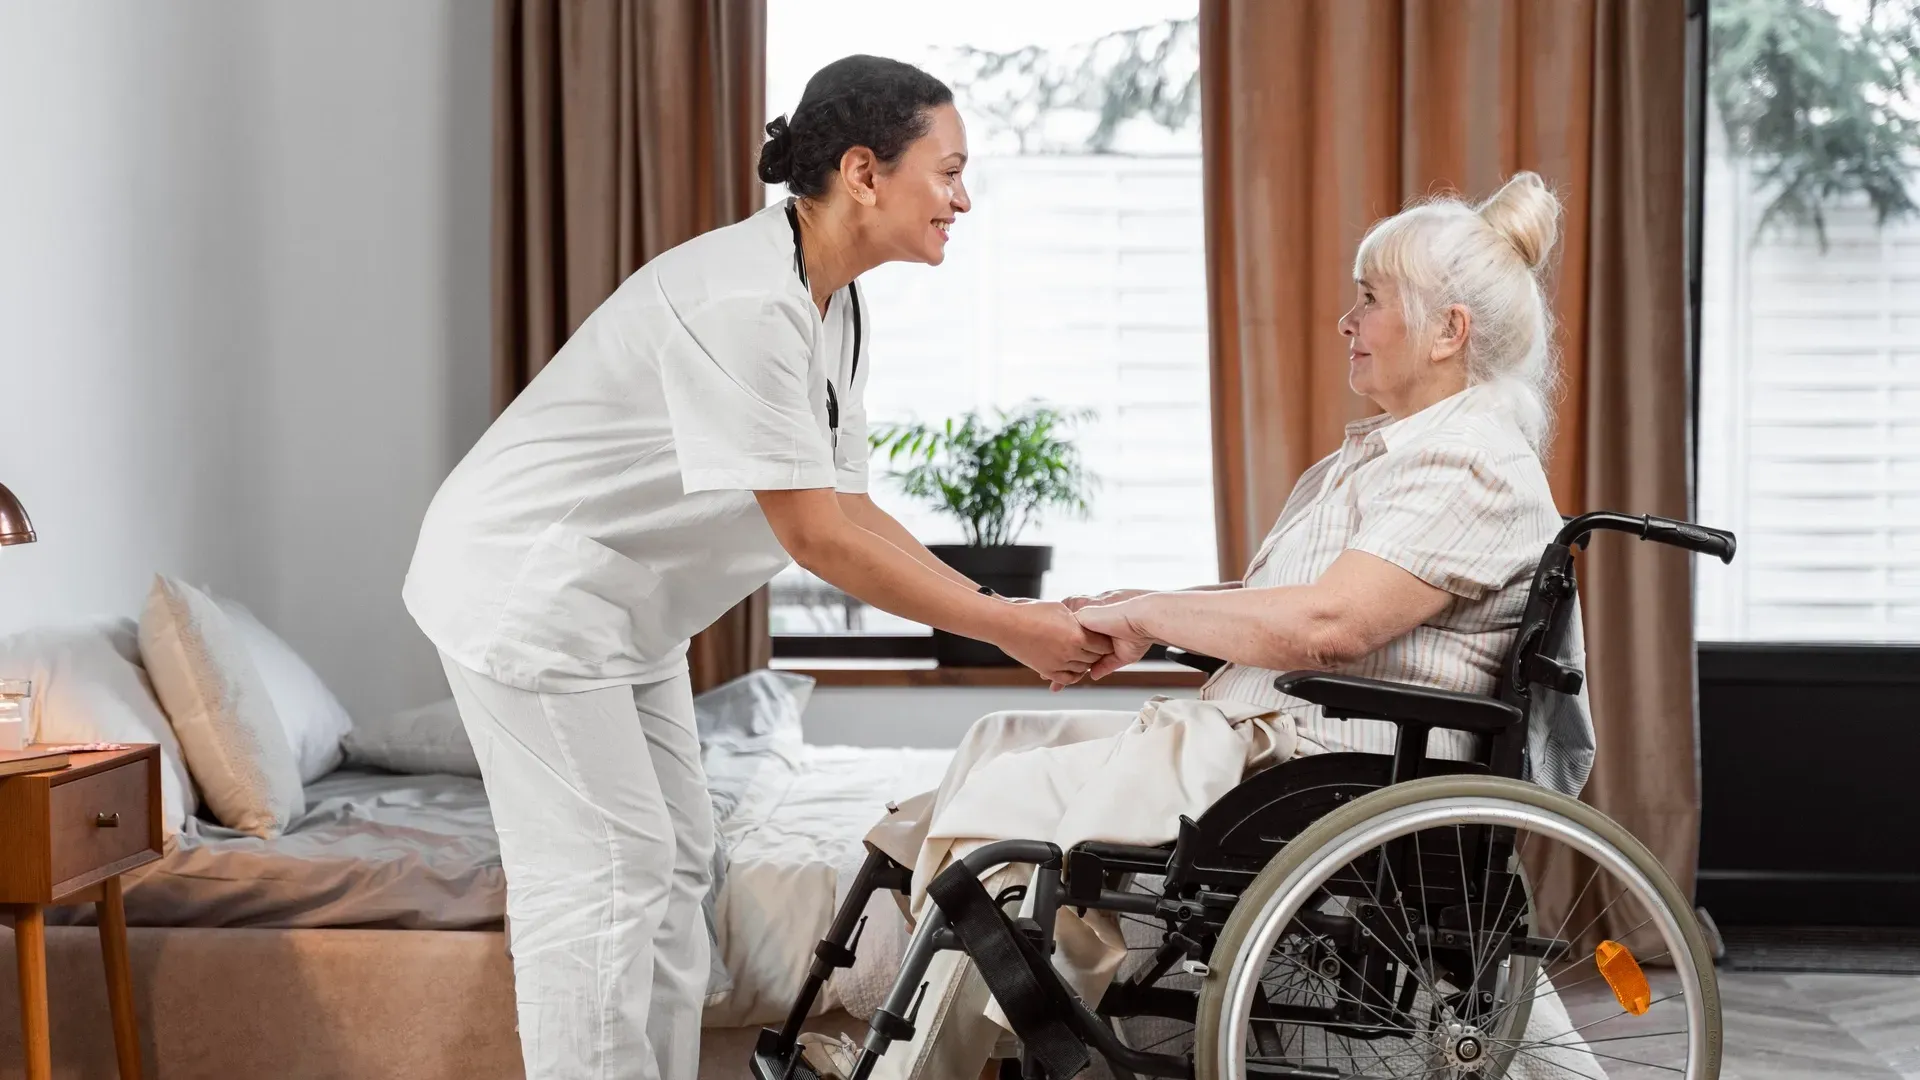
[871,404,1096,666]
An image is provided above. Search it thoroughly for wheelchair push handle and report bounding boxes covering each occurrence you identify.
[1643,514,1737,563]
[1555,511,1737,564]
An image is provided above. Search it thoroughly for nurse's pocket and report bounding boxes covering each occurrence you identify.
[497,524,672,667]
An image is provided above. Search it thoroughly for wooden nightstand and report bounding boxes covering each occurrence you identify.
[0,745,162,1080]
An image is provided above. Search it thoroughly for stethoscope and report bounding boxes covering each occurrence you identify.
[785,201,861,452]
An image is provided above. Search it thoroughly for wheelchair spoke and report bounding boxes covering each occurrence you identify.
[1134,1023,1197,1054]
[1259,826,1676,1080]
[1474,912,1660,1040]
[1531,1027,1691,1048]
[1546,863,1605,956]
[1477,874,1530,988]
[1556,990,1686,1038]
[1349,867,1453,1007]
[1463,833,1531,999]
[1453,824,1481,992]
[1485,989,1692,1077]
[1493,1038,1681,1078]
[1252,950,1452,1079]
[1206,800,1712,1080]
[1406,830,1446,1004]
[1267,925,1437,1030]
[1309,1021,1421,1080]
[1559,883,1637,958]
[1493,1003,1694,1073]
[1477,943,1671,1041]
[1497,1041,1610,1080]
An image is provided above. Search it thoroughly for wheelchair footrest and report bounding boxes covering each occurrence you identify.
[749,1029,821,1080]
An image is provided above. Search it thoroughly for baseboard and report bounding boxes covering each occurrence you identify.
[1695,870,1920,928]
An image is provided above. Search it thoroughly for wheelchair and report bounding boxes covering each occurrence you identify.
[752,511,1734,1080]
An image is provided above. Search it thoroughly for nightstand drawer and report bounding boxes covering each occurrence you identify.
[49,761,153,889]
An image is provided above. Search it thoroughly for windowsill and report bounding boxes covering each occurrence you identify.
[772,657,1208,688]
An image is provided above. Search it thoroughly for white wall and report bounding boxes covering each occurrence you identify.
[0,1,1171,742]
[0,1,493,721]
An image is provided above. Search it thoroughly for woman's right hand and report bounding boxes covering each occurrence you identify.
[1062,588,1150,613]
[990,600,1113,686]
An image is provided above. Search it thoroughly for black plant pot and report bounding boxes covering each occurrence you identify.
[927,544,1053,667]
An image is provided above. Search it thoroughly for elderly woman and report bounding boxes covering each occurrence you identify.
[818,173,1604,1080]
[1072,169,1565,761]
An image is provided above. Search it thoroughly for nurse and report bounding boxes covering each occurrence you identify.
[402,54,1112,1080]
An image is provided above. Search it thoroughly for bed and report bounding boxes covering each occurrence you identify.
[10,670,948,1078]
[0,610,951,1077]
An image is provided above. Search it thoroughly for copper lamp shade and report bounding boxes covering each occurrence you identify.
[0,483,35,546]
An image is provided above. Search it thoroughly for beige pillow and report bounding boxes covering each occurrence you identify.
[138,575,304,837]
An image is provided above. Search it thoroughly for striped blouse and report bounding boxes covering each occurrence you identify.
[1198,385,1565,762]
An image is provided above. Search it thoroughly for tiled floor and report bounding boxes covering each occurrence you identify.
[1717,971,1920,1079]
[1560,969,1920,1079]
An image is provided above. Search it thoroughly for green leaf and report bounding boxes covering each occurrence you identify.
[870,401,1099,545]
[1711,0,1920,249]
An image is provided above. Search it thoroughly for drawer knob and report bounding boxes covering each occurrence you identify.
[94,812,120,828]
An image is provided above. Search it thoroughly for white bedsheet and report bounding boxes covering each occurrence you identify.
[51,734,949,1033]
[703,744,952,1029]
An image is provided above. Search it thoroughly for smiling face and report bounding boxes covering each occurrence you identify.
[866,103,971,265]
[1340,277,1419,403]
[1339,276,1471,417]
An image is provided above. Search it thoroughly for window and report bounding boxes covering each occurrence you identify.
[764,1,1216,648]
[1695,0,1920,642]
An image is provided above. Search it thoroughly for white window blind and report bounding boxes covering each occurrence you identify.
[765,1,1214,637]
[1697,134,1920,642]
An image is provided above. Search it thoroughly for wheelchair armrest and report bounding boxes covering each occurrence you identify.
[1162,647,1226,674]
[1273,671,1523,736]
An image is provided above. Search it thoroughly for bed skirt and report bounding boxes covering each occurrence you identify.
[0,925,862,1079]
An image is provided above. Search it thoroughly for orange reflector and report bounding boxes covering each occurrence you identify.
[1594,939,1652,1015]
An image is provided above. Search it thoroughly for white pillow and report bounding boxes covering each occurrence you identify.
[340,668,819,783]
[139,575,304,838]
[342,697,480,778]
[218,599,350,784]
[0,617,197,838]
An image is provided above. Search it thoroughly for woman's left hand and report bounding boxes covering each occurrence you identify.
[1073,599,1155,679]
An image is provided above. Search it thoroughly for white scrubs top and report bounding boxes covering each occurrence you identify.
[404,199,871,693]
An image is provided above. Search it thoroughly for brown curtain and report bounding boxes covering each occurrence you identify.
[493,0,771,693]
[1201,0,1694,942]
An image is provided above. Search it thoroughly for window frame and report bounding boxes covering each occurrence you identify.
[765,28,1217,663]
[1690,0,1920,929]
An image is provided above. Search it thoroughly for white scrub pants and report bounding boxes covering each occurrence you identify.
[440,654,712,1080]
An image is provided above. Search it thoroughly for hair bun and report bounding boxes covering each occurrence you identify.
[757,115,795,185]
[1476,171,1561,272]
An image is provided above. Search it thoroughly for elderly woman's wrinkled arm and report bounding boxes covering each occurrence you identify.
[1061,580,1244,612]
[1074,550,1453,679]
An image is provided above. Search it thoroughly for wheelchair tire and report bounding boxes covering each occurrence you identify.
[1194,774,1722,1080]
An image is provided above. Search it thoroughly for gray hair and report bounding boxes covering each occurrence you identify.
[1352,172,1563,456]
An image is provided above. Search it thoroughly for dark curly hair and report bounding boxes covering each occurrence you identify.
[758,55,954,200]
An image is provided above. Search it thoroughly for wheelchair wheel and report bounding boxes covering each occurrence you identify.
[1195,775,1721,1080]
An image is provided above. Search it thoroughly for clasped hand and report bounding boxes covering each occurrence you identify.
[998,590,1158,690]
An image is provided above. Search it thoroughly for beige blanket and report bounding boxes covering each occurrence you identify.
[848,702,1607,1080]
[867,698,1293,1030]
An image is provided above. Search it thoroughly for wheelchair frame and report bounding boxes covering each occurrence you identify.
[750,512,1736,1080]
